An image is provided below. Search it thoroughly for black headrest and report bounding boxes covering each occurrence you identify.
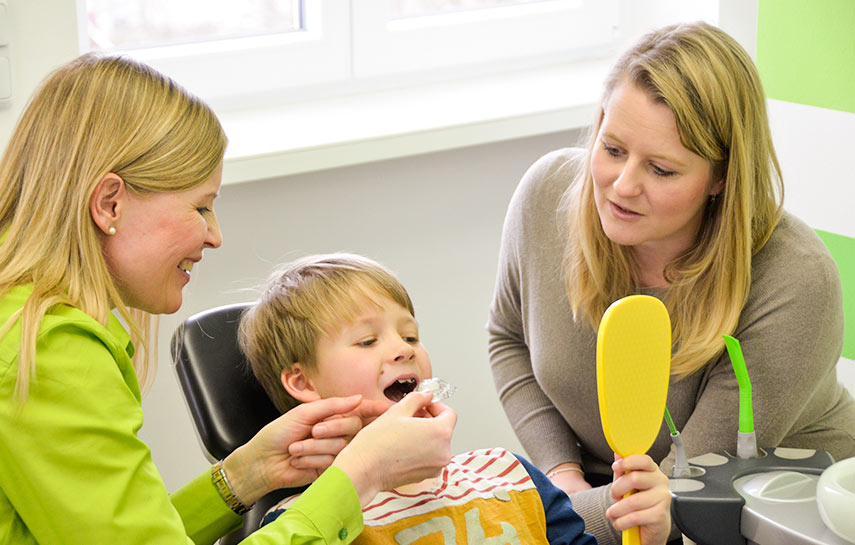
[170,302,280,461]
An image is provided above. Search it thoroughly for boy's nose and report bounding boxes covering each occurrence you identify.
[392,341,415,362]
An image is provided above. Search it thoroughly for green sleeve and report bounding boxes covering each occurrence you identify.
[171,470,242,545]
[241,467,364,545]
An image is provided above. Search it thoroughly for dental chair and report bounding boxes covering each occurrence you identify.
[171,302,302,544]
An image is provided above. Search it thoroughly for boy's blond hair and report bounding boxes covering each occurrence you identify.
[239,253,415,413]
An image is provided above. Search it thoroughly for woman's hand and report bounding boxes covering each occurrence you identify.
[547,462,592,495]
[332,391,457,507]
[223,395,379,506]
[606,454,671,545]
[287,397,389,470]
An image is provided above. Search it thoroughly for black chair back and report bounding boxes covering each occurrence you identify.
[171,302,297,544]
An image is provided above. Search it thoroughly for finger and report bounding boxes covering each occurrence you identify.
[289,453,337,470]
[423,401,447,417]
[611,453,629,478]
[351,399,390,420]
[312,415,363,439]
[389,390,433,415]
[607,497,671,531]
[610,454,658,494]
[427,402,458,429]
[290,437,350,458]
[609,480,671,516]
[288,395,363,426]
[611,470,664,499]
[618,454,656,472]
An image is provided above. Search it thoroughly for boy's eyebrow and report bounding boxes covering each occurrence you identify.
[398,315,419,330]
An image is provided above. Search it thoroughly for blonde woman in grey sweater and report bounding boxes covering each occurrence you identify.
[488,22,854,545]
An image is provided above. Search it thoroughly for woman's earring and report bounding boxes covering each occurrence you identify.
[708,194,718,206]
[107,226,117,235]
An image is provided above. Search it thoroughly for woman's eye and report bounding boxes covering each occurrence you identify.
[197,207,212,215]
[651,164,676,178]
[602,142,620,157]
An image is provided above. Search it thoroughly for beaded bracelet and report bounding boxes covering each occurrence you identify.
[211,461,252,515]
[546,467,585,479]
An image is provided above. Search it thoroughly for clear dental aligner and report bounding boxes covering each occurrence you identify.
[414,377,457,403]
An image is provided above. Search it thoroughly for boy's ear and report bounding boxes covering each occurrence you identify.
[89,172,127,236]
[281,363,322,403]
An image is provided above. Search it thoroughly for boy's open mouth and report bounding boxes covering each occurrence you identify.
[384,378,418,402]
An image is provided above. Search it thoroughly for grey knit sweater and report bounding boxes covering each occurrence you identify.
[488,148,854,545]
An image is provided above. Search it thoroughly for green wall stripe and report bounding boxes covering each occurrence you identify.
[816,230,855,359]
[756,0,855,114]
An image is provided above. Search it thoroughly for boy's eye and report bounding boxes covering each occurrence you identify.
[403,336,419,344]
[358,338,377,347]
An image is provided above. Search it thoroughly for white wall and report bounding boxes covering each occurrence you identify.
[0,0,80,142]
[718,0,855,395]
[142,129,583,489]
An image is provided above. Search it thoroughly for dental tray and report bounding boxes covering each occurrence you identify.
[669,447,848,545]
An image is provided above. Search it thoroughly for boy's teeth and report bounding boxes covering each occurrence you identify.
[384,378,418,402]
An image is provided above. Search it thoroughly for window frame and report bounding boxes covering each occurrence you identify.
[79,0,621,110]
[79,1,351,108]
[351,0,619,78]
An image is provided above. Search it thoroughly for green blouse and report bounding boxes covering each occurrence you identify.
[0,285,361,544]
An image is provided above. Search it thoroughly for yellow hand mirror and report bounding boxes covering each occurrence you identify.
[596,295,671,545]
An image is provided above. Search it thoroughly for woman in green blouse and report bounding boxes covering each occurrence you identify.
[0,53,455,545]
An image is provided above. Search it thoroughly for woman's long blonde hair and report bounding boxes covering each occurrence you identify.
[563,22,783,378]
[0,53,227,402]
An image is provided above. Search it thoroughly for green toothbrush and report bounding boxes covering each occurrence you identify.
[664,407,691,477]
[722,334,759,459]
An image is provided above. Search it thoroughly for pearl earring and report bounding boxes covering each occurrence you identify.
[108,226,117,235]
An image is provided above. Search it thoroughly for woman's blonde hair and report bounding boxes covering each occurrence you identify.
[563,22,783,377]
[239,253,415,413]
[0,53,227,402]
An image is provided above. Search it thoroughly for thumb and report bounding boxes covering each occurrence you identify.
[389,390,433,416]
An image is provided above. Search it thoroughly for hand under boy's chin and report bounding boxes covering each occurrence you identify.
[359,394,434,428]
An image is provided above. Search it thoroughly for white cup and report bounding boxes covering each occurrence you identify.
[817,456,855,543]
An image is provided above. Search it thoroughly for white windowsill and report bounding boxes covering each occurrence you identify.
[218,57,611,185]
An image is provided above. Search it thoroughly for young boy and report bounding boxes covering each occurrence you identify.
[239,253,671,545]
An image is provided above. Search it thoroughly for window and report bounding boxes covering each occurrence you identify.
[352,1,618,78]
[85,0,303,50]
[81,0,619,110]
